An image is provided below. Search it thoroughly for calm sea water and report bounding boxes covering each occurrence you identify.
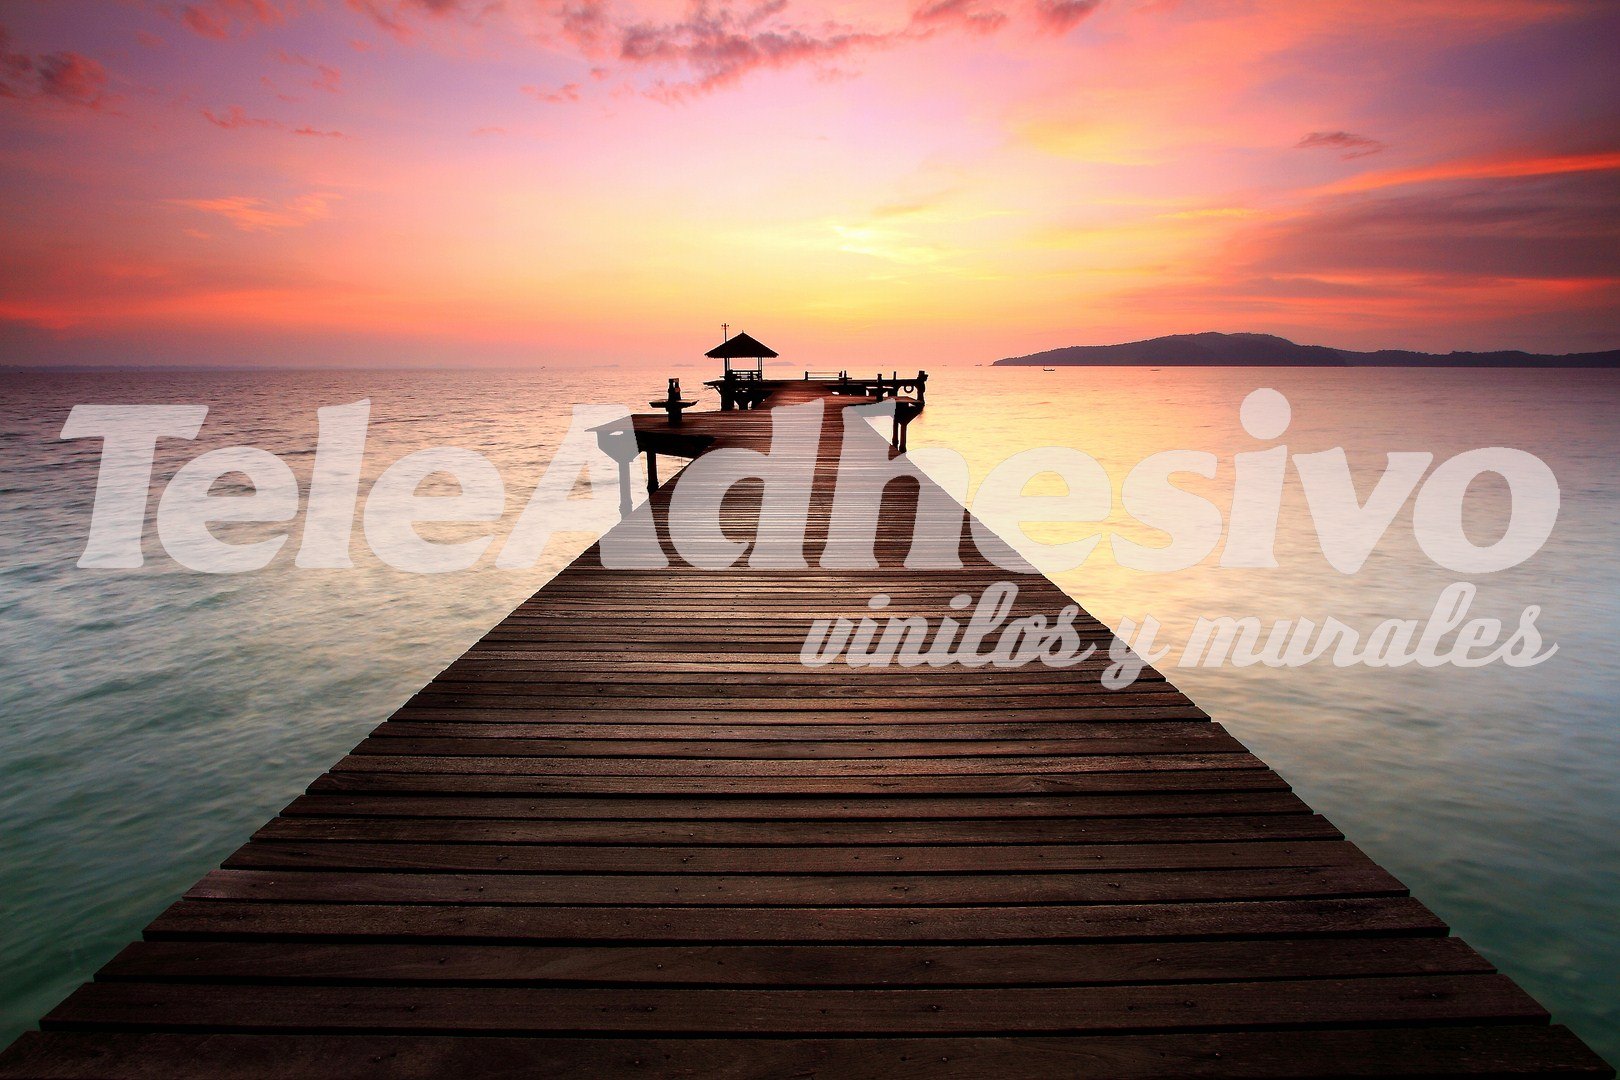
[0,364,1616,1060]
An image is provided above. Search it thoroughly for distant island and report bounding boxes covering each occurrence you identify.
[994,332,1620,368]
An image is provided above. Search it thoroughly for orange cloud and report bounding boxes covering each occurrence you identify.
[169,192,340,232]
[1322,151,1620,194]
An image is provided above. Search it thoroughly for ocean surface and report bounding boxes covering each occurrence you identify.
[1,364,1616,1060]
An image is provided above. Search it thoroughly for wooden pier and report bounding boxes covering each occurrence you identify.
[1,377,1609,1078]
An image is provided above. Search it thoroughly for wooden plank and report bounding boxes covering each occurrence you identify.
[182,864,1405,906]
[143,896,1449,942]
[386,705,1213,723]
[43,975,1549,1034]
[5,1028,1611,1079]
[96,936,1493,987]
[349,735,1249,759]
[325,752,1260,776]
[403,691,1192,708]
[298,773,1299,798]
[368,721,1217,740]
[252,813,1344,846]
[221,839,1370,874]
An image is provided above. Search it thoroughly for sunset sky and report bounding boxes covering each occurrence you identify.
[1,0,1616,367]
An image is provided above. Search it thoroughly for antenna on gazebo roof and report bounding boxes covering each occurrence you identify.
[722,323,729,341]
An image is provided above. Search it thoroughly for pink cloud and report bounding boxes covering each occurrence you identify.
[202,104,281,129]
[0,28,110,110]
[1030,0,1099,34]
[914,0,1008,35]
[202,100,350,136]
[533,0,1090,100]
[616,7,893,97]
[35,53,109,108]
[534,2,897,96]
[261,74,301,103]
[522,82,581,104]
[181,6,230,38]
[1297,130,1386,160]
[344,0,471,42]
[173,0,292,39]
[287,0,1095,104]
[277,50,343,93]
[346,0,411,41]
[556,1,613,52]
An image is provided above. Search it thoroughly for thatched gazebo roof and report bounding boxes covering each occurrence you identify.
[705,331,778,360]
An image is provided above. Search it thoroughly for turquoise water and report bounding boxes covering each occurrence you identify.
[0,365,1615,1060]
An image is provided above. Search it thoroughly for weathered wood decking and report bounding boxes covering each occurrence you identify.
[1,379,1609,1077]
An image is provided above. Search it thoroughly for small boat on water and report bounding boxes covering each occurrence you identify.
[1042,366,1055,371]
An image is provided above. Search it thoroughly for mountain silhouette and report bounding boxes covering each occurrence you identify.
[993,332,1620,367]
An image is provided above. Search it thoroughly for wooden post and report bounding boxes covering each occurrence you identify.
[646,452,659,493]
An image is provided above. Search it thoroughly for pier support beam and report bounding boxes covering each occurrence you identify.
[616,459,632,517]
[891,400,921,452]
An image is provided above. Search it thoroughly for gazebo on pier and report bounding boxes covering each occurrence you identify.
[705,330,777,377]
[705,330,777,410]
